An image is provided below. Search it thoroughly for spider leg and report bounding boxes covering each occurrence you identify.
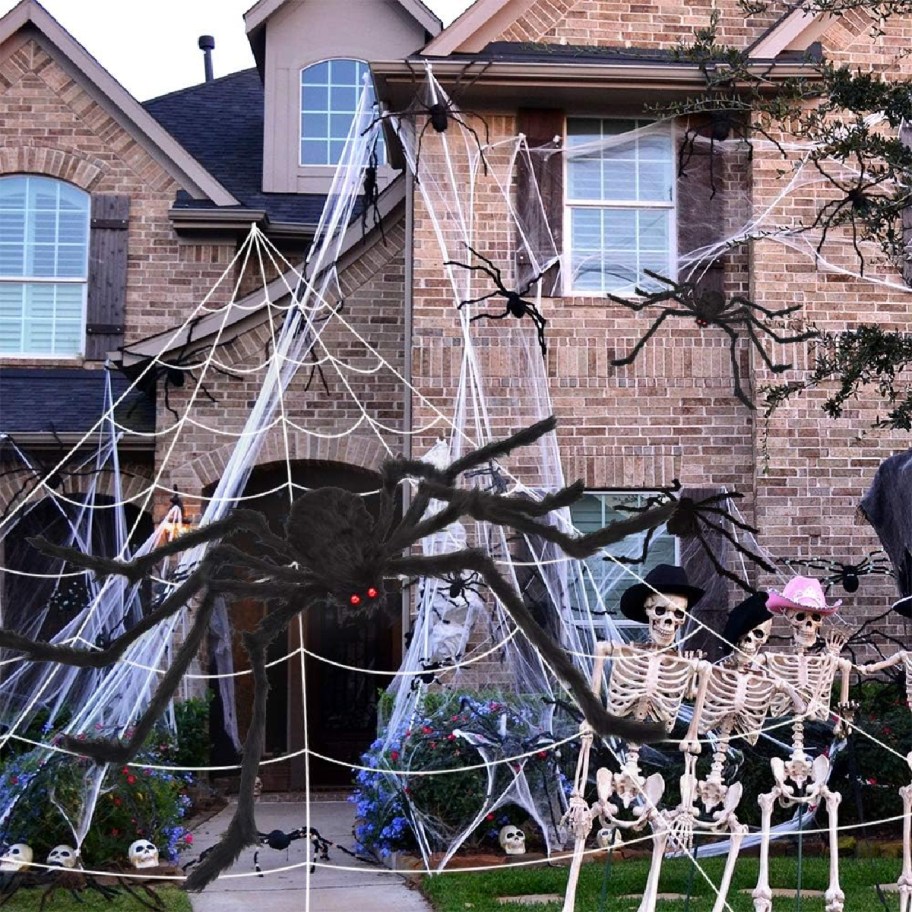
[116,877,166,912]
[718,322,755,408]
[412,482,676,559]
[611,310,676,367]
[184,589,323,891]
[161,377,180,423]
[468,306,512,322]
[605,527,656,565]
[743,322,792,374]
[691,523,759,593]
[527,307,548,358]
[30,509,290,583]
[449,110,490,175]
[61,592,220,763]
[695,513,778,574]
[742,313,818,345]
[456,291,505,310]
[389,550,664,743]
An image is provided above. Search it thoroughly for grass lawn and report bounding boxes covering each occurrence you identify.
[420,853,900,911]
[0,884,192,911]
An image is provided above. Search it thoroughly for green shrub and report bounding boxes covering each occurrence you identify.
[172,696,211,770]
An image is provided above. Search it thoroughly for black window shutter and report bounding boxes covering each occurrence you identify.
[676,118,729,297]
[678,485,732,661]
[85,194,129,360]
[515,108,564,296]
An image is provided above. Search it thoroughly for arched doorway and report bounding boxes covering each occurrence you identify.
[207,461,401,791]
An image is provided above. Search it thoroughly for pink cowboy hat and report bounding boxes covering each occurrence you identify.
[766,576,841,615]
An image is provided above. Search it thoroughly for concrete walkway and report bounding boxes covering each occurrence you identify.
[187,797,434,912]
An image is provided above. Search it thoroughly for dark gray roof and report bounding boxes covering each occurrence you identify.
[143,69,328,227]
[0,368,154,437]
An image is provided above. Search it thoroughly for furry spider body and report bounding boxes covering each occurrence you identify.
[609,271,818,409]
[781,551,894,593]
[446,246,550,358]
[10,417,679,891]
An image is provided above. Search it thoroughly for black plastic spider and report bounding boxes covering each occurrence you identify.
[806,150,909,275]
[780,550,894,593]
[0,864,159,912]
[123,316,241,422]
[364,67,490,178]
[445,246,550,358]
[439,570,486,606]
[606,479,777,593]
[609,271,818,409]
[8,416,678,891]
[359,140,385,242]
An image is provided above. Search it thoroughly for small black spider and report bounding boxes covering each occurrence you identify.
[609,271,818,409]
[607,479,777,593]
[440,570,486,606]
[445,246,550,358]
[10,416,676,891]
[780,550,894,593]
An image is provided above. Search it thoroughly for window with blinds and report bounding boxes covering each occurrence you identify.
[568,491,678,626]
[565,118,675,295]
[0,175,89,356]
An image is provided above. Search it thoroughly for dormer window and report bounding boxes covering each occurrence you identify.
[300,58,384,167]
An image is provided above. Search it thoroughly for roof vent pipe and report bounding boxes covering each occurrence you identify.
[198,35,215,82]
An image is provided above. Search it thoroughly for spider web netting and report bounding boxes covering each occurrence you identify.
[0,62,906,891]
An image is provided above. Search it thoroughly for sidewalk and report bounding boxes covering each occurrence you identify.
[186,797,434,912]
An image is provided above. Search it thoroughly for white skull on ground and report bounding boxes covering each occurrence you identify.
[498,825,526,855]
[736,619,773,662]
[0,844,32,872]
[596,828,623,851]
[785,609,823,650]
[47,845,79,869]
[128,839,160,870]
[644,593,689,649]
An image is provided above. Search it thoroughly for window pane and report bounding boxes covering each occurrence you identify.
[299,59,384,166]
[0,176,88,356]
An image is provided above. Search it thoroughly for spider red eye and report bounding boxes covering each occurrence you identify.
[367,587,379,599]
[349,594,361,607]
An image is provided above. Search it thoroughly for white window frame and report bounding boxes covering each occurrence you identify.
[563,117,676,297]
[568,490,680,634]
[299,58,385,168]
[0,175,89,358]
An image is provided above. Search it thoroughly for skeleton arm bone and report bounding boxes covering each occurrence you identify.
[774,678,807,715]
[856,649,907,676]
[681,660,712,753]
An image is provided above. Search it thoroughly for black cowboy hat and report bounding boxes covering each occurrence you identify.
[892,595,912,618]
[720,591,771,656]
[618,564,705,624]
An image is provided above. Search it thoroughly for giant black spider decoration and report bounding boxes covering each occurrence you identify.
[609,271,818,409]
[123,317,241,422]
[780,550,894,594]
[805,149,910,275]
[445,246,550,358]
[7,416,680,891]
[606,479,777,594]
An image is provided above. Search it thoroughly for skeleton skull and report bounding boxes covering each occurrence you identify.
[0,844,32,872]
[128,839,160,870]
[498,825,526,855]
[785,609,823,650]
[736,619,772,661]
[47,845,79,869]
[644,593,689,649]
[596,828,623,851]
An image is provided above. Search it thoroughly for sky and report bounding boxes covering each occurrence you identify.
[0,0,474,101]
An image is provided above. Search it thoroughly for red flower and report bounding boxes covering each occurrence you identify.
[184,834,193,845]
[430,742,437,749]
[447,734,456,741]
[8,776,17,786]
[390,750,400,762]
[486,813,495,821]
[121,767,130,775]
[537,751,548,759]
[422,726,432,735]
[127,775,136,785]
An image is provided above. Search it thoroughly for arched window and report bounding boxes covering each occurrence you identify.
[0,175,90,356]
[299,59,384,167]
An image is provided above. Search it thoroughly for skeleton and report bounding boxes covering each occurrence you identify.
[561,585,705,912]
[675,617,805,912]
[857,646,912,910]
[128,840,160,870]
[498,825,526,855]
[752,580,853,912]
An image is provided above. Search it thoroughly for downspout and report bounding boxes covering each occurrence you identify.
[401,168,415,644]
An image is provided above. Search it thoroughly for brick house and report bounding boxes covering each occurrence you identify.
[1,0,909,788]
